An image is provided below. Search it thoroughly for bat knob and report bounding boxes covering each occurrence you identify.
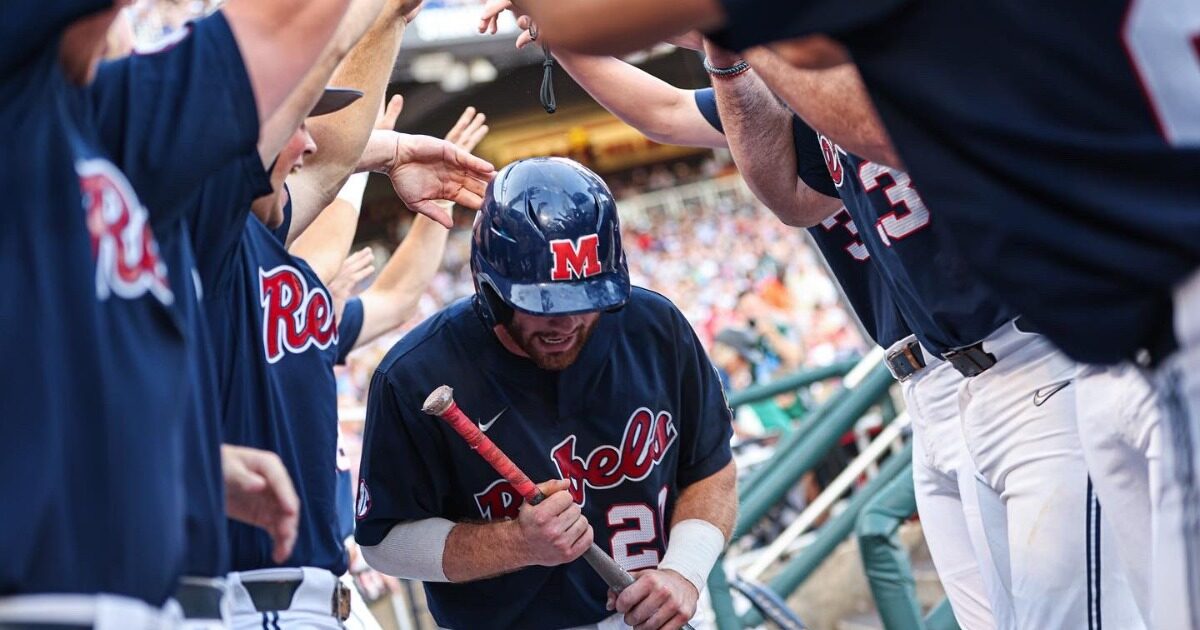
[422,385,455,416]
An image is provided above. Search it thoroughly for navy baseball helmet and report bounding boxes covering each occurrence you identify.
[471,157,630,326]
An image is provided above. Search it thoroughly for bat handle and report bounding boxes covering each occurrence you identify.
[586,545,696,630]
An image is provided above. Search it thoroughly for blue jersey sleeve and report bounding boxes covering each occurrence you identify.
[1,0,110,75]
[694,88,724,133]
[88,11,259,226]
[187,153,273,296]
[706,0,910,52]
[790,116,840,199]
[355,372,455,546]
[336,298,365,365]
[272,187,294,244]
[671,309,734,487]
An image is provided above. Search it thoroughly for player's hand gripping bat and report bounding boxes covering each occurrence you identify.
[422,385,697,630]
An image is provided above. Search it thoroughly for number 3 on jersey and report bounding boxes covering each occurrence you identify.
[858,162,932,246]
[820,160,932,257]
[1122,0,1200,144]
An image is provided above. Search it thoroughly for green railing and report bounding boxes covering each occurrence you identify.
[856,467,961,630]
[709,355,958,630]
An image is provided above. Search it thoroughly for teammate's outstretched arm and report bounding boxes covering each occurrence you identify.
[742,46,900,168]
[273,0,412,240]
[351,107,490,349]
[706,44,842,227]
[610,461,736,629]
[290,95,408,285]
[514,0,722,56]
[511,18,725,149]
[355,130,494,228]
[223,0,355,124]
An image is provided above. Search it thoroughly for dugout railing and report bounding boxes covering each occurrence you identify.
[711,350,959,630]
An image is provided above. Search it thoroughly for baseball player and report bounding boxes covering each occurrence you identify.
[697,55,1153,628]
[500,35,1005,627]
[703,46,1162,629]
[518,4,1200,624]
[354,158,737,630]
[104,1,415,625]
[513,27,1150,626]
[185,5,493,627]
[0,1,347,626]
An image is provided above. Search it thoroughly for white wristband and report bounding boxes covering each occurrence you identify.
[336,172,370,209]
[658,519,725,595]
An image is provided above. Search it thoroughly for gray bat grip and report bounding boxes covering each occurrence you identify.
[583,546,697,630]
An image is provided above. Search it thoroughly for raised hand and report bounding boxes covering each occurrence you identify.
[443,106,490,151]
[329,247,377,302]
[515,15,538,49]
[222,445,301,564]
[376,94,405,131]
[478,0,513,35]
[385,134,495,226]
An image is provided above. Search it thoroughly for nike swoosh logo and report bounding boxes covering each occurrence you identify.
[480,407,507,432]
[1033,380,1072,407]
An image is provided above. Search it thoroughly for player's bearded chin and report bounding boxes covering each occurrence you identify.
[503,312,600,371]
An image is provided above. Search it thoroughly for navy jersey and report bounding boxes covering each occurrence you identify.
[0,1,110,74]
[709,0,1200,363]
[0,10,251,603]
[89,13,262,579]
[169,154,273,577]
[694,88,908,348]
[337,297,365,364]
[356,289,734,630]
[204,192,349,575]
[796,123,1014,354]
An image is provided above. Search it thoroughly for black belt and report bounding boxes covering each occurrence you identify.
[243,579,351,622]
[174,580,225,621]
[885,338,926,382]
[943,343,997,378]
[942,318,1039,378]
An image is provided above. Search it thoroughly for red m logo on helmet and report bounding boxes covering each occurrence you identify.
[549,234,602,281]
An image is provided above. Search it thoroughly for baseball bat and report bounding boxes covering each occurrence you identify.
[422,386,697,630]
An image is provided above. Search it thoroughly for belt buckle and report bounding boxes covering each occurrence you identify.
[333,582,352,621]
[886,340,925,382]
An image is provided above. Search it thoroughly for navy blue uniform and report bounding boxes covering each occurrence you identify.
[90,14,263,579]
[170,154,274,577]
[694,88,908,348]
[795,122,1015,354]
[708,0,1200,363]
[202,190,360,575]
[0,9,252,602]
[355,289,734,630]
[337,297,365,364]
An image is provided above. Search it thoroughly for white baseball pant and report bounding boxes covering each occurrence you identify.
[1153,267,1200,629]
[1073,362,1160,625]
[957,321,1143,630]
[0,593,181,629]
[229,567,345,630]
[890,336,1007,630]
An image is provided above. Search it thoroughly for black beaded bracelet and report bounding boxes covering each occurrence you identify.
[703,58,751,78]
